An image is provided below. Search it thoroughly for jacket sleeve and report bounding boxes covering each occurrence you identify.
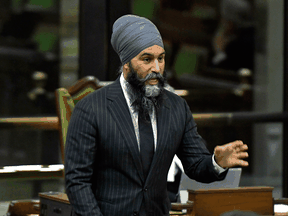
[65,98,103,216]
[176,99,228,183]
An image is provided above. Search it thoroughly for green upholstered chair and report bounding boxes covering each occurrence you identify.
[55,76,102,164]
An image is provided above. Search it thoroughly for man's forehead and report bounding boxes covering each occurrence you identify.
[138,45,165,57]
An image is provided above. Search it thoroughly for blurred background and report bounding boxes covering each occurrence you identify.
[0,0,286,203]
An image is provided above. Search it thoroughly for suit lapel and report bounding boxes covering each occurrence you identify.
[107,79,145,182]
[147,92,171,181]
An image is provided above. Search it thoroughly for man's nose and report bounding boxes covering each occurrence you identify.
[152,59,160,73]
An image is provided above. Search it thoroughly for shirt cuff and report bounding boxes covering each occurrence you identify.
[212,154,228,174]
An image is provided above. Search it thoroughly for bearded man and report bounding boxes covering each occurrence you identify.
[65,14,249,216]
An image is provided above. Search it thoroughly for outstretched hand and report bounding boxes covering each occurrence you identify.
[214,140,249,168]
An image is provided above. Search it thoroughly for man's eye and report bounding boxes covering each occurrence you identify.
[158,56,164,61]
[143,58,150,62]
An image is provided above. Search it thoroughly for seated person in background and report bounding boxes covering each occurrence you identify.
[211,0,254,71]
[65,14,249,216]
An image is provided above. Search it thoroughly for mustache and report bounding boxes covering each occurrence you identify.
[138,72,166,84]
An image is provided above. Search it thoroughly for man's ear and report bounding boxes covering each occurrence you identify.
[123,62,129,71]
[122,62,130,79]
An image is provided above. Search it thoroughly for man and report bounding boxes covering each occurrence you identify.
[65,14,249,216]
[211,0,254,71]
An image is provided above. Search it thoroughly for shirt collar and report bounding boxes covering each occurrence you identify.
[120,73,137,107]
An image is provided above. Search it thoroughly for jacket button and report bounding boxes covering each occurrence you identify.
[133,211,139,216]
[143,187,148,192]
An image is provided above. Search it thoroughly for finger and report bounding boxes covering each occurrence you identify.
[233,141,248,151]
[236,159,249,167]
[237,152,249,159]
[239,144,248,151]
[226,159,249,168]
[231,140,244,148]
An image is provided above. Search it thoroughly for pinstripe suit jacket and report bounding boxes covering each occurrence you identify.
[65,78,227,216]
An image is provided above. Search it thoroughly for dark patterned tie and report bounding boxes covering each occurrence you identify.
[139,115,154,179]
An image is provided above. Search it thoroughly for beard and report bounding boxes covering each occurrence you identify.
[126,62,167,122]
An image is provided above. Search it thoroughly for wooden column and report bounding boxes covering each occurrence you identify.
[79,0,108,81]
[79,0,131,81]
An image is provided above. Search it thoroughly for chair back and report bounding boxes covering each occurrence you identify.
[55,76,102,164]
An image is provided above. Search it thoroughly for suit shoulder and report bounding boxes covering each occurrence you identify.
[74,82,111,107]
[164,89,187,104]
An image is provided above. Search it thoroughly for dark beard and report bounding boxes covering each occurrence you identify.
[126,63,167,122]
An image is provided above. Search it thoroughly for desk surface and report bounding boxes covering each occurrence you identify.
[39,192,69,204]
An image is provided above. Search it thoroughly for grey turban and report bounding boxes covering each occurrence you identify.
[111,14,164,65]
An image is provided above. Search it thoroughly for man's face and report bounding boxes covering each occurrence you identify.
[123,45,166,119]
[123,45,165,85]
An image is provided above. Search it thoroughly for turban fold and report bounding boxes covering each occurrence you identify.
[111,14,164,65]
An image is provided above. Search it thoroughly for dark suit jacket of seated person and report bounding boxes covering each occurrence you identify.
[65,14,249,216]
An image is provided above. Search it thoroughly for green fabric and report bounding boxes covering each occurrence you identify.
[57,86,96,149]
[28,0,55,8]
[174,47,198,76]
[72,87,96,105]
[132,0,155,20]
[57,88,75,149]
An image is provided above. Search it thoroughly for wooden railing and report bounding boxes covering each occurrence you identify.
[0,116,59,130]
[0,111,288,180]
[1,112,287,129]
[0,117,61,179]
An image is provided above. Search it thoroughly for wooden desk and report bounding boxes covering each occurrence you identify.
[39,192,71,216]
[38,192,194,216]
[188,186,274,216]
[6,199,40,216]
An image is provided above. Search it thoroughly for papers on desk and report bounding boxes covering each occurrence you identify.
[168,156,184,182]
[0,164,64,173]
[180,168,242,190]
[180,190,189,204]
[169,210,186,215]
[0,201,11,216]
[275,204,288,214]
